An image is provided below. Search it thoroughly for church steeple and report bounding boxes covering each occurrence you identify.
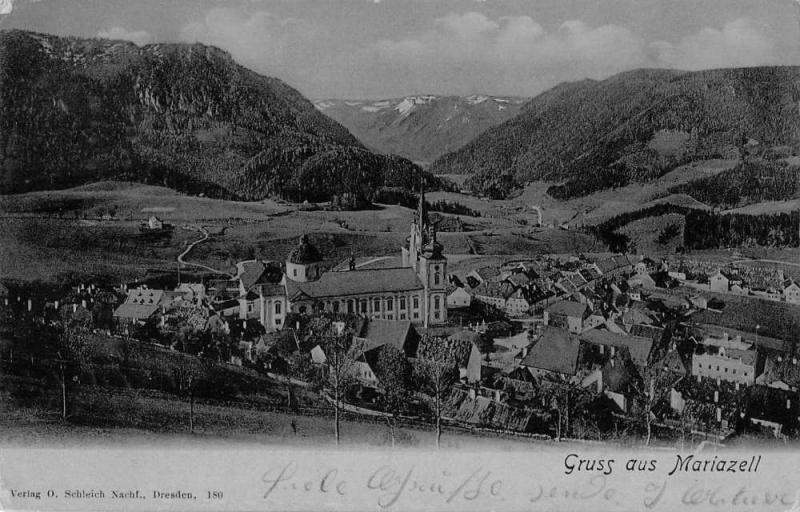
[417,176,428,233]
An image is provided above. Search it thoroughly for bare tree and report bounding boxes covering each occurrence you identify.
[375,344,411,447]
[55,307,94,421]
[413,335,458,449]
[173,357,203,434]
[321,334,358,446]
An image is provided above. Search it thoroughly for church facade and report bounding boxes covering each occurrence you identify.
[233,190,448,330]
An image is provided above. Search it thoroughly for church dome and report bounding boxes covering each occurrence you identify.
[287,234,322,264]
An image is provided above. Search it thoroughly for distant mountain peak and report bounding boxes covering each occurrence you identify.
[316,94,529,164]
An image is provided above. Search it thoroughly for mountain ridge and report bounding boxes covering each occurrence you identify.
[0,29,429,208]
[430,66,800,199]
[314,94,528,165]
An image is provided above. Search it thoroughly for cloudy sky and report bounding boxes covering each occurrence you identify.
[2,0,798,99]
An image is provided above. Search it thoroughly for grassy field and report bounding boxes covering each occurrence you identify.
[0,181,605,285]
[0,380,551,450]
[513,159,736,228]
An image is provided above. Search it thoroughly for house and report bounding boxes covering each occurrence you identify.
[467,266,503,285]
[709,270,733,293]
[146,216,163,230]
[504,288,532,317]
[113,288,168,327]
[544,300,589,334]
[783,281,800,305]
[447,286,472,308]
[442,387,534,432]
[635,258,657,275]
[416,330,483,383]
[756,353,800,392]
[520,327,581,379]
[580,328,654,368]
[691,332,760,385]
[175,283,206,302]
[352,318,418,357]
[628,273,656,289]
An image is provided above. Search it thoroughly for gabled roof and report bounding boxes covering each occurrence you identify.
[546,300,588,319]
[237,260,283,292]
[113,302,159,320]
[473,281,516,300]
[521,327,580,375]
[580,328,654,367]
[354,319,414,354]
[286,267,423,300]
[471,266,502,282]
[417,331,479,368]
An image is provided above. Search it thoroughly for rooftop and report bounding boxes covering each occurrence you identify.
[286,267,423,300]
[521,327,580,375]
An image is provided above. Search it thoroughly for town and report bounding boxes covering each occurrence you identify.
[3,194,799,447]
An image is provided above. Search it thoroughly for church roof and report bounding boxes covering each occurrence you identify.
[287,235,322,264]
[286,267,423,300]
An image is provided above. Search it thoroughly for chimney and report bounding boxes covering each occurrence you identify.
[27,299,32,312]
[716,407,722,422]
[714,390,719,403]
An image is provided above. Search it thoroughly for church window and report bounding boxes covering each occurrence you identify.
[413,296,419,309]
[387,298,393,311]
[275,302,282,315]
[400,314,406,320]
[434,296,440,309]
[413,312,419,320]
[348,300,354,313]
[434,272,440,285]
[293,269,297,277]
[360,300,368,313]
[434,312,440,320]
[373,299,381,312]
[400,298,406,310]
[333,302,340,313]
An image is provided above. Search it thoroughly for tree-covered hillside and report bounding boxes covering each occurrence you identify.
[431,68,800,199]
[0,30,430,207]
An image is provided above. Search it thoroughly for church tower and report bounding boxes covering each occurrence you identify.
[419,224,447,327]
[402,180,429,271]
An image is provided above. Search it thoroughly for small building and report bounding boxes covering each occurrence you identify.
[544,300,589,334]
[447,286,472,308]
[709,270,733,293]
[691,333,759,385]
[783,281,800,305]
[417,330,482,384]
[520,327,580,379]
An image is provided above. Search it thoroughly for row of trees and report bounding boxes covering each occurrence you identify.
[592,203,800,252]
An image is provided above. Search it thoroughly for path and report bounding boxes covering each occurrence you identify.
[177,226,234,278]
[733,258,800,268]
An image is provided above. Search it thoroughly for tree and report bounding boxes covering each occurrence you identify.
[413,335,459,449]
[55,308,95,421]
[375,345,412,447]
[173,357,204,434]
[636,362,678,446]
[321,334,357,446]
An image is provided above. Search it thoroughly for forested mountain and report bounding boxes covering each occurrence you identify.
[430,68,800,199]
[314,95,527,165]
[0,30,431,207]
[670,159,800,209]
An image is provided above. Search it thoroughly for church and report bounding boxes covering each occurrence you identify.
[231,189,448,330]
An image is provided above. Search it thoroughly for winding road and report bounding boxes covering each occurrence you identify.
[177,226,234,278]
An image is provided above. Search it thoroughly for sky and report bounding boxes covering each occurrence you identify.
[1,0,798,99]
